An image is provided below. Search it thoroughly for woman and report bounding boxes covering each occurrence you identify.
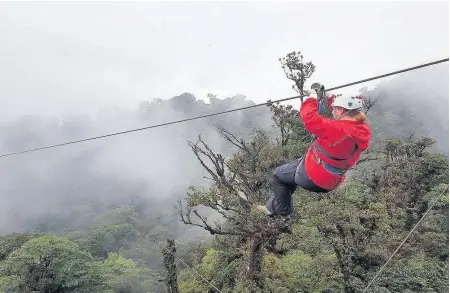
[258,90,372,217]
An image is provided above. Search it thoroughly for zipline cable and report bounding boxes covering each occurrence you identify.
[3,57,447,291]
[362,186,449,293]
[0,57,447,159]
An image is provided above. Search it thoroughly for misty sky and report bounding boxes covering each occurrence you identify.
[0,1,448,237]
[0,1,448,122]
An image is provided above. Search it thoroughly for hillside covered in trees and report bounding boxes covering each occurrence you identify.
[0,52,448,293]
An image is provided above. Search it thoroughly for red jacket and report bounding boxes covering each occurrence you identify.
[299,97,371,190]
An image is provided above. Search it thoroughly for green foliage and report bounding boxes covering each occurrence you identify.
[198,249,220,279]
[0,232,42,261]
[2,235,106,292]
[178,122,448,293]
[178,249,222,293]
[368,254,449,293]
[0,275,20,292]
[103,253,156,293]
[0,49,448,293]
[279,51,315,99]
[69,223,138,259]
[280,251,338,292]
[261,254,290,293]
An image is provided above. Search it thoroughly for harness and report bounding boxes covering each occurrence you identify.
[311,89,360,177]
[311,140,359,177]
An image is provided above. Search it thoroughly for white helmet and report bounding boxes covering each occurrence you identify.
[332,95,363,110]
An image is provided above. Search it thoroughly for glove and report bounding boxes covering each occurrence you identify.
[304,90,318,100]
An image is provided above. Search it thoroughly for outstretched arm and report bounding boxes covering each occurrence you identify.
[299,96,336,138]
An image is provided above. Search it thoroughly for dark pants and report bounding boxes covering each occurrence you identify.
[265,157,329,216]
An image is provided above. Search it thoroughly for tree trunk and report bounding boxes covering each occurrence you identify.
[246,235,264,291]
[162,239,179,293]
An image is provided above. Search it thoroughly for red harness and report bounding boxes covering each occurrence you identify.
[311,140,359,177]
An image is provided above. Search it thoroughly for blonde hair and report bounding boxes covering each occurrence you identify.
[345,109,366,123]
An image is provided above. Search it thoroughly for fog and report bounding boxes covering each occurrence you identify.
[0,1,447,120]
[0,90,273,236]
[366,62,449,155]
[0,64,447,236]
[0,2,447,237]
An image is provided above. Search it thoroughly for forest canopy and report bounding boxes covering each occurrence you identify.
[0,51,448,293]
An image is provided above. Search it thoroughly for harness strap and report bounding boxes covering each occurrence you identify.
[311,140,359,176]
[313,141,358,161]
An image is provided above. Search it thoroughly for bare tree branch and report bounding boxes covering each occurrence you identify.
[215,124,250,154]
[188,140,218,182]
[363,96,379,114]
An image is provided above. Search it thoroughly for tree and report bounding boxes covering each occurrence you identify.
[292,182,390,293]
[291,135,449,293]
[2,235,106,293]
[266,102,311,149]
[70,223,138,259]
[176,50,387,292]
[178,249,222,293]
[0,232,42,261]
[103,252,155,293]
[176,85,317,292]
[1,49,447,293]
[162,239,179,293]
[272,51,318,143]
[279,51,315,102]
[177,124,304,291]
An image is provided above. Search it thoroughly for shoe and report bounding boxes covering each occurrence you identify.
[256,205,274,217]
[237,190,248,201]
